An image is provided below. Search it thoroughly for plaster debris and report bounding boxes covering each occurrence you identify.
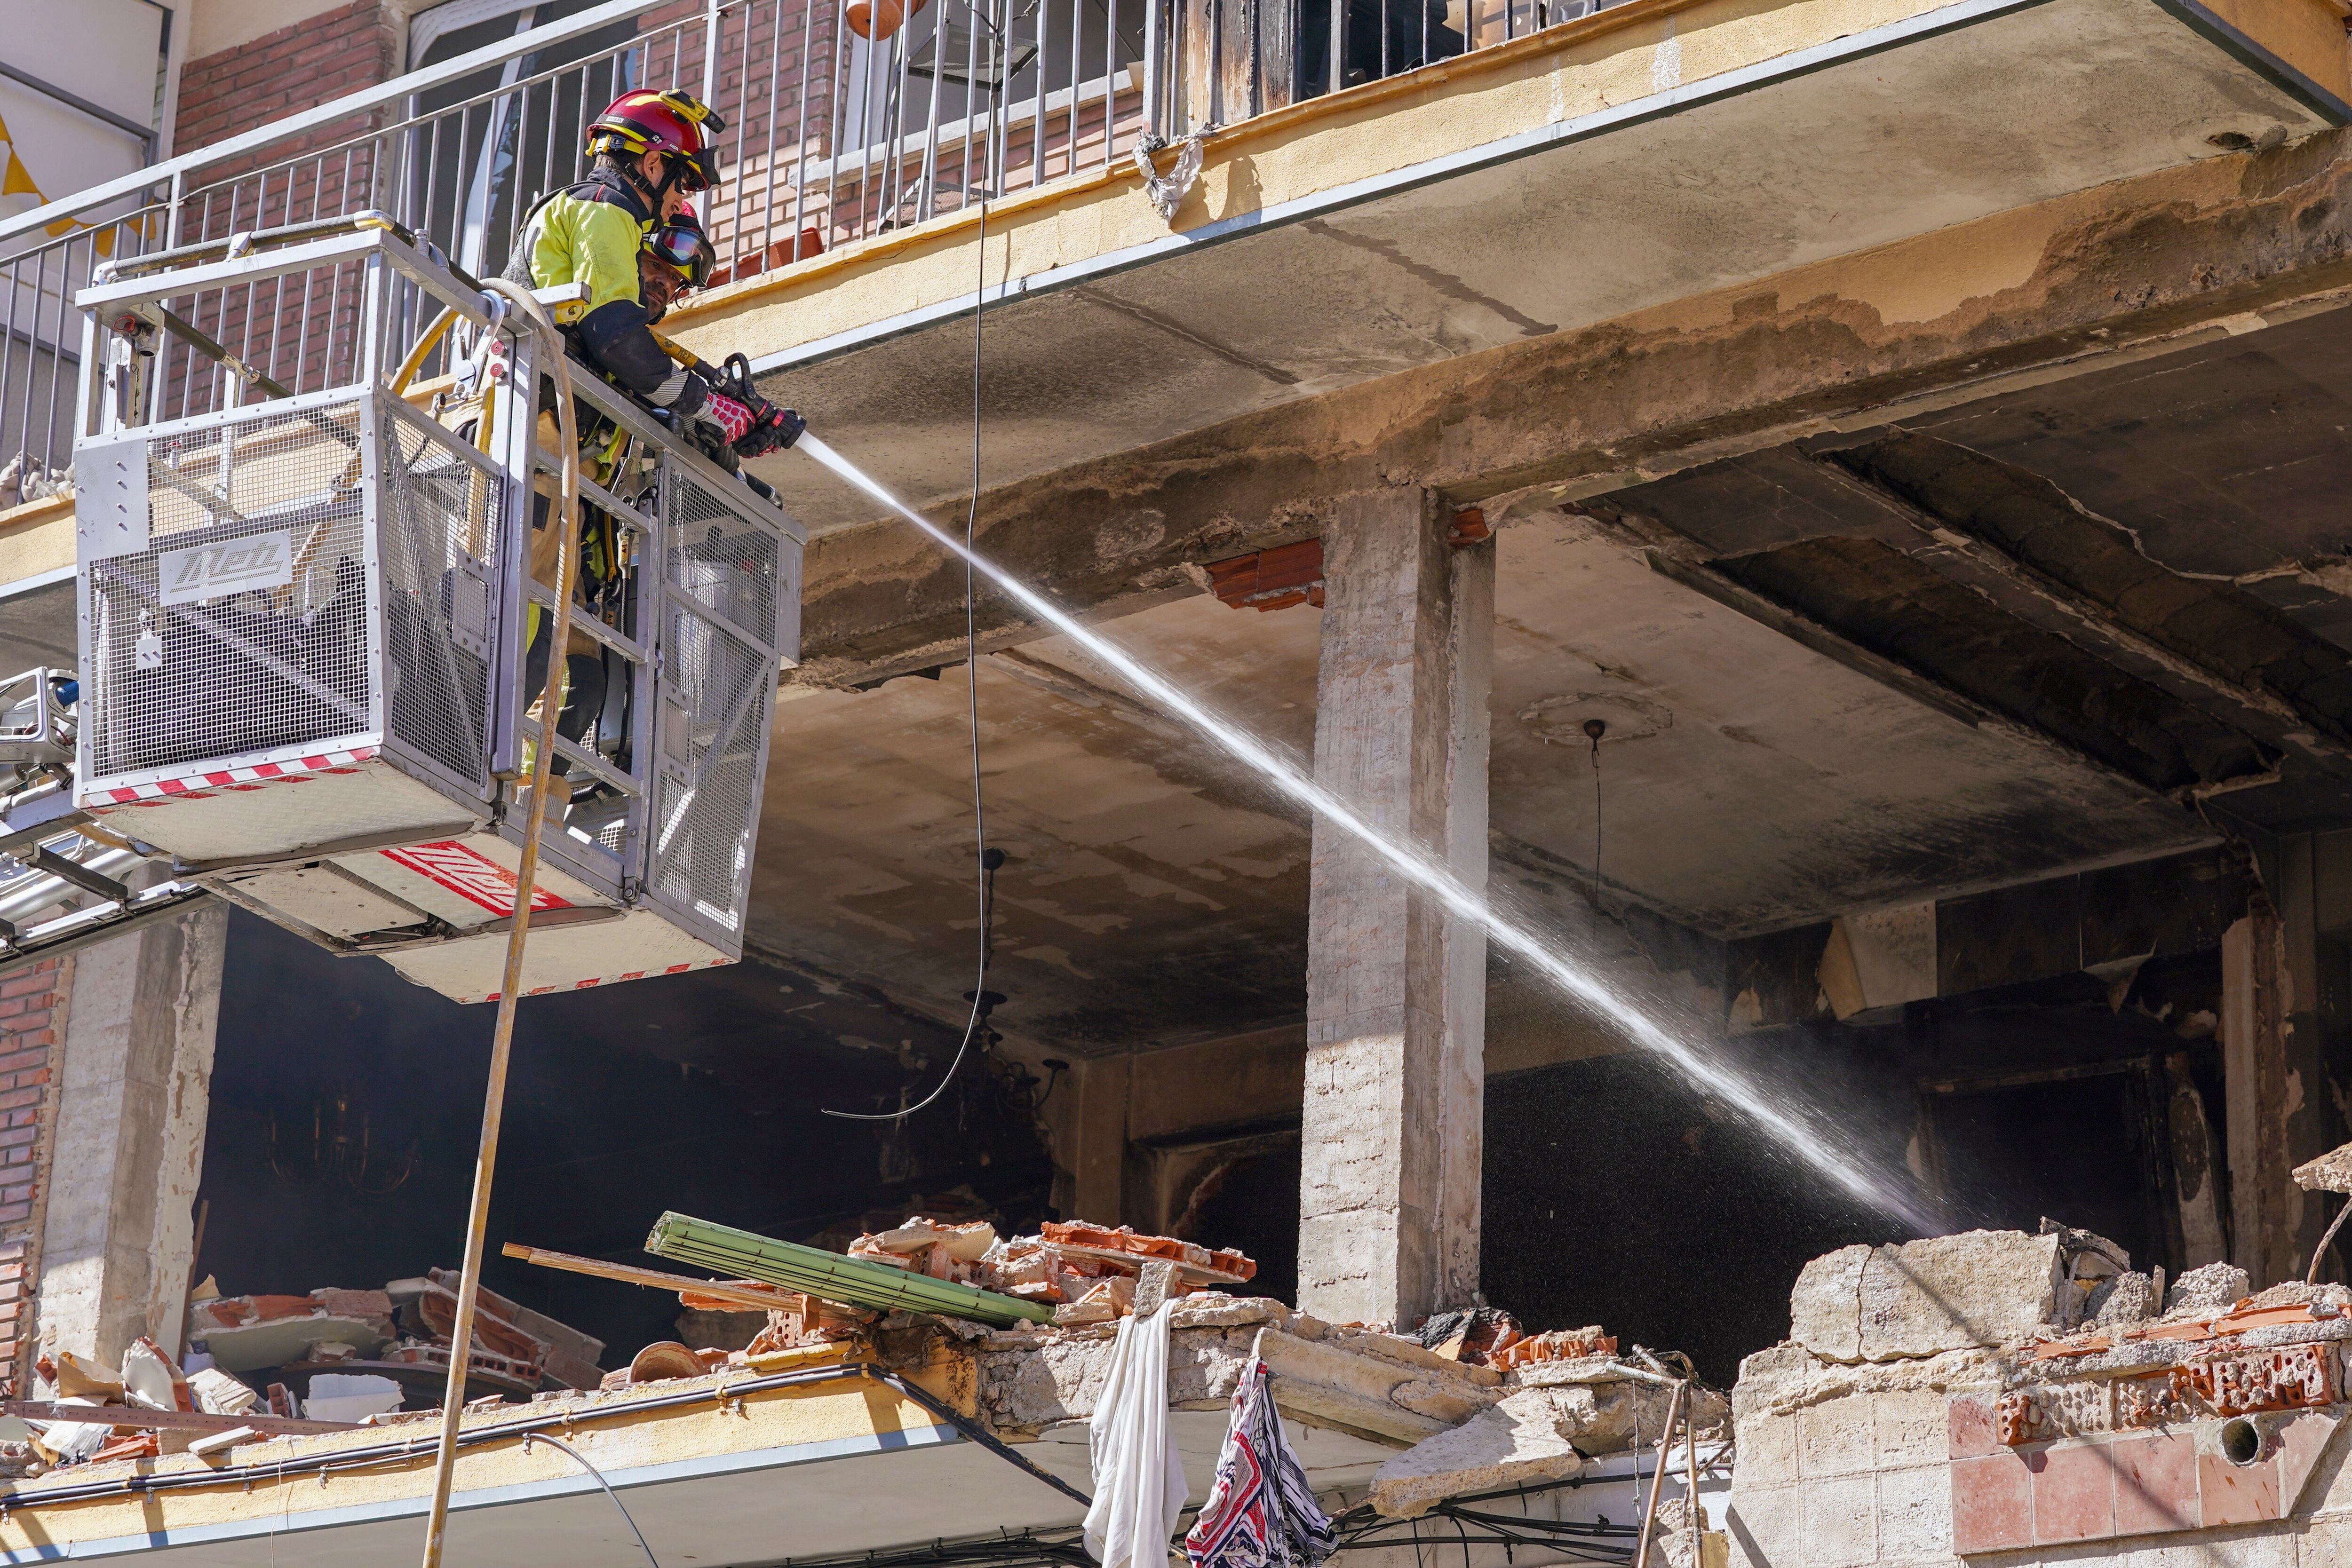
[2086,1269,2158,1325]
[1368,1387,1592,1518]
[189,1288,397,1373]
[2293,1138,2352,1192]
[2164,1259,2252,1316]
[1790,1229,2063,1362]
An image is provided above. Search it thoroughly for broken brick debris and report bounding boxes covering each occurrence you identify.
[1207,540,1326,613]
[1040,1221,1255,1280]
[1414,1307,1524,1366]
[184,1270,606,1408]
[1736,1227,2352,1558]
[1490,1325,1617,1371]
[835,1214,1255,1325]
[405,1272,551,1380]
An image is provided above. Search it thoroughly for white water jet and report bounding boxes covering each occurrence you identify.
[794,434,1932,1229]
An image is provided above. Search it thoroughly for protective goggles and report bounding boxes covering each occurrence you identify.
[644,220,715,288]
[665,145,723,193]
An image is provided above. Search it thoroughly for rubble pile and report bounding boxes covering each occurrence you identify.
[186,1268,605,1406]
[840,1215,1257,1323]
[620,1214,1264,1383]
[16,1335,271,1471]
[1731,1216,2352,1561]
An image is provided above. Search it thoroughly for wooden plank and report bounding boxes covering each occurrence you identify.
[0,1401,359,1435]
[501,1242,796,1314]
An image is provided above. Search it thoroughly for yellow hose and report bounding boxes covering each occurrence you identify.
[391,305,459,396]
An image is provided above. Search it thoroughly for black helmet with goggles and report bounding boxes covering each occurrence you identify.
[644,214,715,290]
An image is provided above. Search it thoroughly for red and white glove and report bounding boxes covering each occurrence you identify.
[701,390,755,444]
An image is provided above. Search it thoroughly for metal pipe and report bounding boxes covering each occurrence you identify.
[415,277,584,1568]
[1630,1379,1687,1568]
[790,0,817,252]
[0,847,143,924]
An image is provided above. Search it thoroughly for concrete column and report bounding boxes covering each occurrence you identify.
[1297,485,1490,1327]
[2223,831,2352,1286]
[1054,1051,1130,1227]
[34,905,226,1364]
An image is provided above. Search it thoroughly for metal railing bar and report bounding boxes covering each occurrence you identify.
[0,317,82,369]
[790,0,816,257]
[1,0,663,245]
[79,230,394,310]
[514,711,642,798]
[524,581,652,664]
[526,453,653,531]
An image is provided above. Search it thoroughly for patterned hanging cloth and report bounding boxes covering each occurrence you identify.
[1183,1341,1337,1568]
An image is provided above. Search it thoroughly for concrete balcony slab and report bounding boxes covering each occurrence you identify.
[667,0,2350,536]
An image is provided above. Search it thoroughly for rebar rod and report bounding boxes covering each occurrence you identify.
[1629,1379,1687,1568]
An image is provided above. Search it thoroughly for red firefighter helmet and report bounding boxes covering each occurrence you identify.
[586,89,724,193]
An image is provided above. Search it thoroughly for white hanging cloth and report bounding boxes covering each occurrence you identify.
[1083,1301,1190,1568]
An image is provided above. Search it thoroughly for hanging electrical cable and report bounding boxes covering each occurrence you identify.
[523,1433,660,1568]
[824,193,995,1122]
[1584,717,1606,912]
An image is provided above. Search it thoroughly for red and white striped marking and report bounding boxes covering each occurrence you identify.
[84,746,380,808]
[479,956,734,1002]
[379,839,572,918]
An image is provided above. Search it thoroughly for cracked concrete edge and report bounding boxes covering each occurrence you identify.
[788,135,2352,684]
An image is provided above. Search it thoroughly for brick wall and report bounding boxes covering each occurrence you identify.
[0,960,64,1396]
[159,2,401,414]
[173,1,401,160]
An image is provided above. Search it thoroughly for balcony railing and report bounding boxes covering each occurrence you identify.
[0,0,1626,493]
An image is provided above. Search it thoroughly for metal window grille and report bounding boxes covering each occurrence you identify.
[649,600,774,938]
[376,395,504,793]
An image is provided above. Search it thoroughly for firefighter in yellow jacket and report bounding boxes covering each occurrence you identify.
[502,89,801,782]
[506,88,801,454]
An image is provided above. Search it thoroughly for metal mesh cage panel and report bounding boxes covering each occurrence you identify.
[665,463,780,649]
[648,603,772,936]
[86,402,373,780]
[377,397,500,791]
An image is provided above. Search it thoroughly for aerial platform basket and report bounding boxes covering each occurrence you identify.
[66,221,803,1001]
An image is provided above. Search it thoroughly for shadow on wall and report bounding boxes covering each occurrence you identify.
[198,909,1056,1367]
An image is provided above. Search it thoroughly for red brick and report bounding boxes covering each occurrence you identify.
[0,974,55,999]
[0,1051,48,1075]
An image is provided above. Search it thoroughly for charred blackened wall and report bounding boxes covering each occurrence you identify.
[198,911,1056,1369]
